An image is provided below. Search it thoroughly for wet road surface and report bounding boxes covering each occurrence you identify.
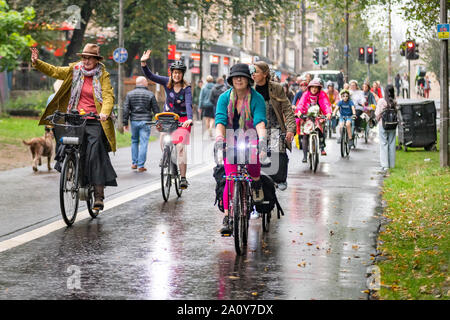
[0,123,383,299]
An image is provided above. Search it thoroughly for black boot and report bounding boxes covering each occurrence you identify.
[94,185,104,210]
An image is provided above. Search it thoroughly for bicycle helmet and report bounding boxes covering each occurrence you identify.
[340,89,350,96]
[170,60,187,73]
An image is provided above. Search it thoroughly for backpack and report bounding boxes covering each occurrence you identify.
[254,175,285,219]
[213,164,226,212]
[382,105,398,130]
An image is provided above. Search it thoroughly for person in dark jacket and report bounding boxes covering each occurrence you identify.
[199,75,215,138]
[123,76,160,172]
[337,68,345,91]
[209,77,228,116]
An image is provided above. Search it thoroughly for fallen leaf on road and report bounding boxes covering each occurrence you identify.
[251,292,258,296]
[307,242,313,246]
[352,245,359,250]
[229,276,240,280]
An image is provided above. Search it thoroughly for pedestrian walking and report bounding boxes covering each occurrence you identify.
[401,73,409,98]
[192,79,203,120]
[209,77,228,118]
[199,75,215,138]
[30,44,117,211]
[337,68,345,91]
[423,75,431,98]
[375,84,397,174]
[123,76,160,172]
[395,73,401,98]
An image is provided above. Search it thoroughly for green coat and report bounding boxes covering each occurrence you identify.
[34,59,116,152]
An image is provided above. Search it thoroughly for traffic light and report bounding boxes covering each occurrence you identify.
[373,46,378,64]
[358,47,365,61]
[313,48,320,65]
[414,43,419,60]
[365,46,373,64]
[322,48,329,65]
[189,57,194,69]
[406,40,416,60]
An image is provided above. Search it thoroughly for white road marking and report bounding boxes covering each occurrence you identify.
[0,163,215,253]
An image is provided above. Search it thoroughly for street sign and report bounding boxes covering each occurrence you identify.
[113,47,128,63]
[437,24,450,40]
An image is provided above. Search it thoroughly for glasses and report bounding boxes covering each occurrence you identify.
[81,56,96,60]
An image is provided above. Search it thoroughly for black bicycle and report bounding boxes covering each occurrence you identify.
[219,138,263,256]
[148,112,187,202]
[340,121,351,158]
[46,110,100,226]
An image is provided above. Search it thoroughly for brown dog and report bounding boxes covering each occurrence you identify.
[23,127,55,172]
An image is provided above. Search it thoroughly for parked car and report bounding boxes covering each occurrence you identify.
[300,70,340,89]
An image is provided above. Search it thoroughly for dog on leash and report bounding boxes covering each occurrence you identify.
[23,127,55,172]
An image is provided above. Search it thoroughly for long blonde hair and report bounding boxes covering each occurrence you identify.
[254,61,271,82]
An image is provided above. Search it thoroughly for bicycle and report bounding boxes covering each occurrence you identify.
[339,119,353,158]
[46,110,100,226]
[147,112,187,202]
[218,138,263,256]
[300,114,327,173]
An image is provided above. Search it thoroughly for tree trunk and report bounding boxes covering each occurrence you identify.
[63,0,93,66]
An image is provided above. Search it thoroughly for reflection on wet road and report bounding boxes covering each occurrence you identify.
[0,130,382,299]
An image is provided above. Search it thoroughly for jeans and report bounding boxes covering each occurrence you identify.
[378,123,396,169]
[130,120,151,168]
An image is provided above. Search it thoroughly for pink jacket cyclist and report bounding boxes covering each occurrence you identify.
[295,80,332,116]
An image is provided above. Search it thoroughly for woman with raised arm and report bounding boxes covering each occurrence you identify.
[30,44,117,211]
[140,49,193,189]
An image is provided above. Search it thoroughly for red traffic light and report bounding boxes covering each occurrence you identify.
[407,41,415,49]
[359,47,364,54]
[367,47,373,54]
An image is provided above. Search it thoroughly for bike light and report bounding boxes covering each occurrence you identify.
[238,142,246,150]
[163,135,171,144]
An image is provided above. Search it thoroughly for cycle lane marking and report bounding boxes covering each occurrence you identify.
[0,163,215,253]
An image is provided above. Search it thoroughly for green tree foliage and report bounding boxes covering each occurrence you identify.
[0,0,35,71]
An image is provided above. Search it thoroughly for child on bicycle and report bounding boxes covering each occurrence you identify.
[333,89,356,147]
[295,78,332,162]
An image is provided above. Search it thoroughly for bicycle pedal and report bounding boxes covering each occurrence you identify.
[221,233,232,237]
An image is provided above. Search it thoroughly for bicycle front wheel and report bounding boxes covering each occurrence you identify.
[233,183,246,256]
[161,148,171,202]
[60,153,79,226]
[312,134,319,173]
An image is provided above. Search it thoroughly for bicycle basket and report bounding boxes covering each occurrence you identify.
[158,114,179,133]
[307,105,320,117]
[52,114,86,145]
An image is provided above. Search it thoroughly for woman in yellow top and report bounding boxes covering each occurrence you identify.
[30,44,117,210]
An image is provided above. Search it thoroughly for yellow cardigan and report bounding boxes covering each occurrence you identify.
[34,59,116,152]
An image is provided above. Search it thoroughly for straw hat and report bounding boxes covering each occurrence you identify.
[76,43,103,60]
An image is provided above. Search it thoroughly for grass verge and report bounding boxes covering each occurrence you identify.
[375,139,450,300]
[0,116,155,149]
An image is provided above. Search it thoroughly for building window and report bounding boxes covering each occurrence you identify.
[189,13,198,32]
[260,29,267,57]
[307,20,314,42]
[288,17,295,34]
[216,18,224,34]
[287,48,295,68]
